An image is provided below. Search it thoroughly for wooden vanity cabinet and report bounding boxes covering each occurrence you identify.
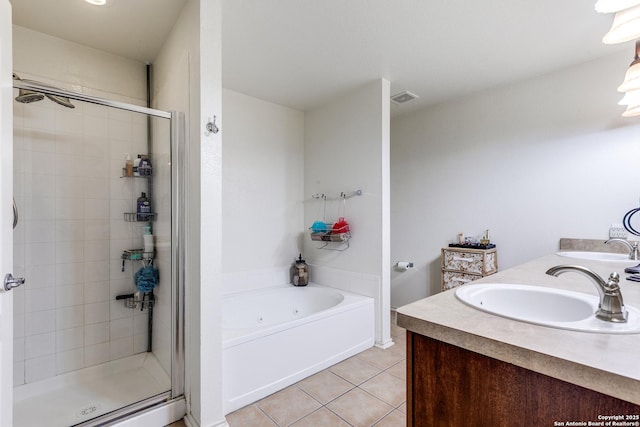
[406,332,640,426]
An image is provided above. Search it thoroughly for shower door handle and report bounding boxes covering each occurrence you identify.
[13,197,18,229]
[4,273,25,291]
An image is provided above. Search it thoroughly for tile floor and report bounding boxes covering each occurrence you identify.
[224,312,407,427]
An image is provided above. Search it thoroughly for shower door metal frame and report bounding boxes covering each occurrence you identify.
[11,80,186,424]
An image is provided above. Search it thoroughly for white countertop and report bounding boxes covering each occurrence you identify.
[396,253,640,405]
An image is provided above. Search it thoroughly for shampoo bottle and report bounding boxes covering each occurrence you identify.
[136,192,150,221]
[143,226,154,259]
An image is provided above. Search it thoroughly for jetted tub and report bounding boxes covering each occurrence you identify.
[222,284,375,414]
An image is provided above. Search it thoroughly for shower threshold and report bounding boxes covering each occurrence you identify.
[13,353,170,427]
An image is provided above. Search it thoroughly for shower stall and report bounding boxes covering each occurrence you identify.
[11,77,185,426]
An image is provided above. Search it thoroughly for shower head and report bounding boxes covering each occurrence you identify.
[15,89,45,104]
[45,94,75,109]
[12,73,75,109]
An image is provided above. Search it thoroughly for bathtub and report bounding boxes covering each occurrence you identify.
[222,284,375,414]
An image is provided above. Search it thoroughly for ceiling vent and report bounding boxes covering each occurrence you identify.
[390,90,419,104]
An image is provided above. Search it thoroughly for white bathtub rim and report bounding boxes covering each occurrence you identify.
[222,283,374,348]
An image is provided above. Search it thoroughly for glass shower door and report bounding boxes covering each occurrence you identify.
[11,81,183,426]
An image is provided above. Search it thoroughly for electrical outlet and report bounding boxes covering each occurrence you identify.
[609,223,628,239]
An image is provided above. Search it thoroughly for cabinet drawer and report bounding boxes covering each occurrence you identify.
[442,248,497,275]
[441,271,480,291]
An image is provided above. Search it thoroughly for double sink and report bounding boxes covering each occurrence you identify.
[455,251,640,334]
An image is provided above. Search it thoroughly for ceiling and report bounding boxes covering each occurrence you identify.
[11,0,632,116]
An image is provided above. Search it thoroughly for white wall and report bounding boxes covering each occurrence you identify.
[390,50,640,308]
[304,79,392,348]
[221,89,304,294]
[153,1,226,426]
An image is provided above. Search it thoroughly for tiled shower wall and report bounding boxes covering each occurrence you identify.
[12,87,159,385]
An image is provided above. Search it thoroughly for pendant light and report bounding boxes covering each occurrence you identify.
[595,0,640,13]
[618,41,640,92]
[618,41,640,116]
[603,4,640,44]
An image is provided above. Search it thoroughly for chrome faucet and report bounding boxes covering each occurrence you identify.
[604,238,639,260]
[546,265,627,323]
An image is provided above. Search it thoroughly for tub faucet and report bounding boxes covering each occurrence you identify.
[545,265,628,323]
[604,238,639,260]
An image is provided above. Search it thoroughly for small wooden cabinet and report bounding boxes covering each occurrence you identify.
[441,247,497,291]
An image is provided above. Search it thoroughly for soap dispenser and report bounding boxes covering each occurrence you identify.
[143,226,154,259]
[291,254,309,286]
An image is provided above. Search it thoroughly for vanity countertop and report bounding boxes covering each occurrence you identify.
[396,253,640,405]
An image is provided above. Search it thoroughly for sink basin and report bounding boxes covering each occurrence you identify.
[556,251,633,262]
[455,283,640,334]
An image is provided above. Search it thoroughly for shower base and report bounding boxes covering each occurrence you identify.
[13,352,170,427]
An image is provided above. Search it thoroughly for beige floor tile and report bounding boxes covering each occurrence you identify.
[360,371,406,407]
[397,402,406,414]
[329,355,382,385]
[226,404,277,427]
[257,386,321,426]
[291,407,351,427]
[355,345,405,370]
[296,370,354,404]
[385,359,406,381]
[327,388,393,427]
[374,409,406,426]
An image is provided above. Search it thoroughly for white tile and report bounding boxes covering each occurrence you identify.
[83,136,109,159]
[55,133,83,155]
[56,326,84,352]
[23,104,55,132]
[110,336,133,360]
[84,342,110,367]
[83,111,109,136]
[56,348,84,374]
[108,119,133,142]
[84,220,110,240]
[25,310,56,336]
[24,219,56,243]
[82,155,109,178]
[84,281,110,304]
[55,153,84,177]
[110,300,134,321]
[55,241,84,264]
[56,284,84,308]
[14,337,25,362]
[25,354,56,383]
[133,313,148,335]
[14,314,25,338]
[83,261,110,282]
[23,151,56,175]
[109,219,132,240]
[56,262,84,286]
[133,333,148,354]
[21,128,55,153]
[25,332,55,359]
[56,220,84,242]
[25,287,56,313]
[23,174,55,199]
[82,177,109,199]
[84,302,109,325]
[84,322,110,346]
[56,175,84,199]
[56,305,84,330]
[83,240,109,262]
[110,317,133,340]
[14,361,25,387]
[25,264,56,289]
[55,198,84,220]
[55,111,83,136]
[24,242,55,266]
[110,178,133,201]
[110,278,134,298]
